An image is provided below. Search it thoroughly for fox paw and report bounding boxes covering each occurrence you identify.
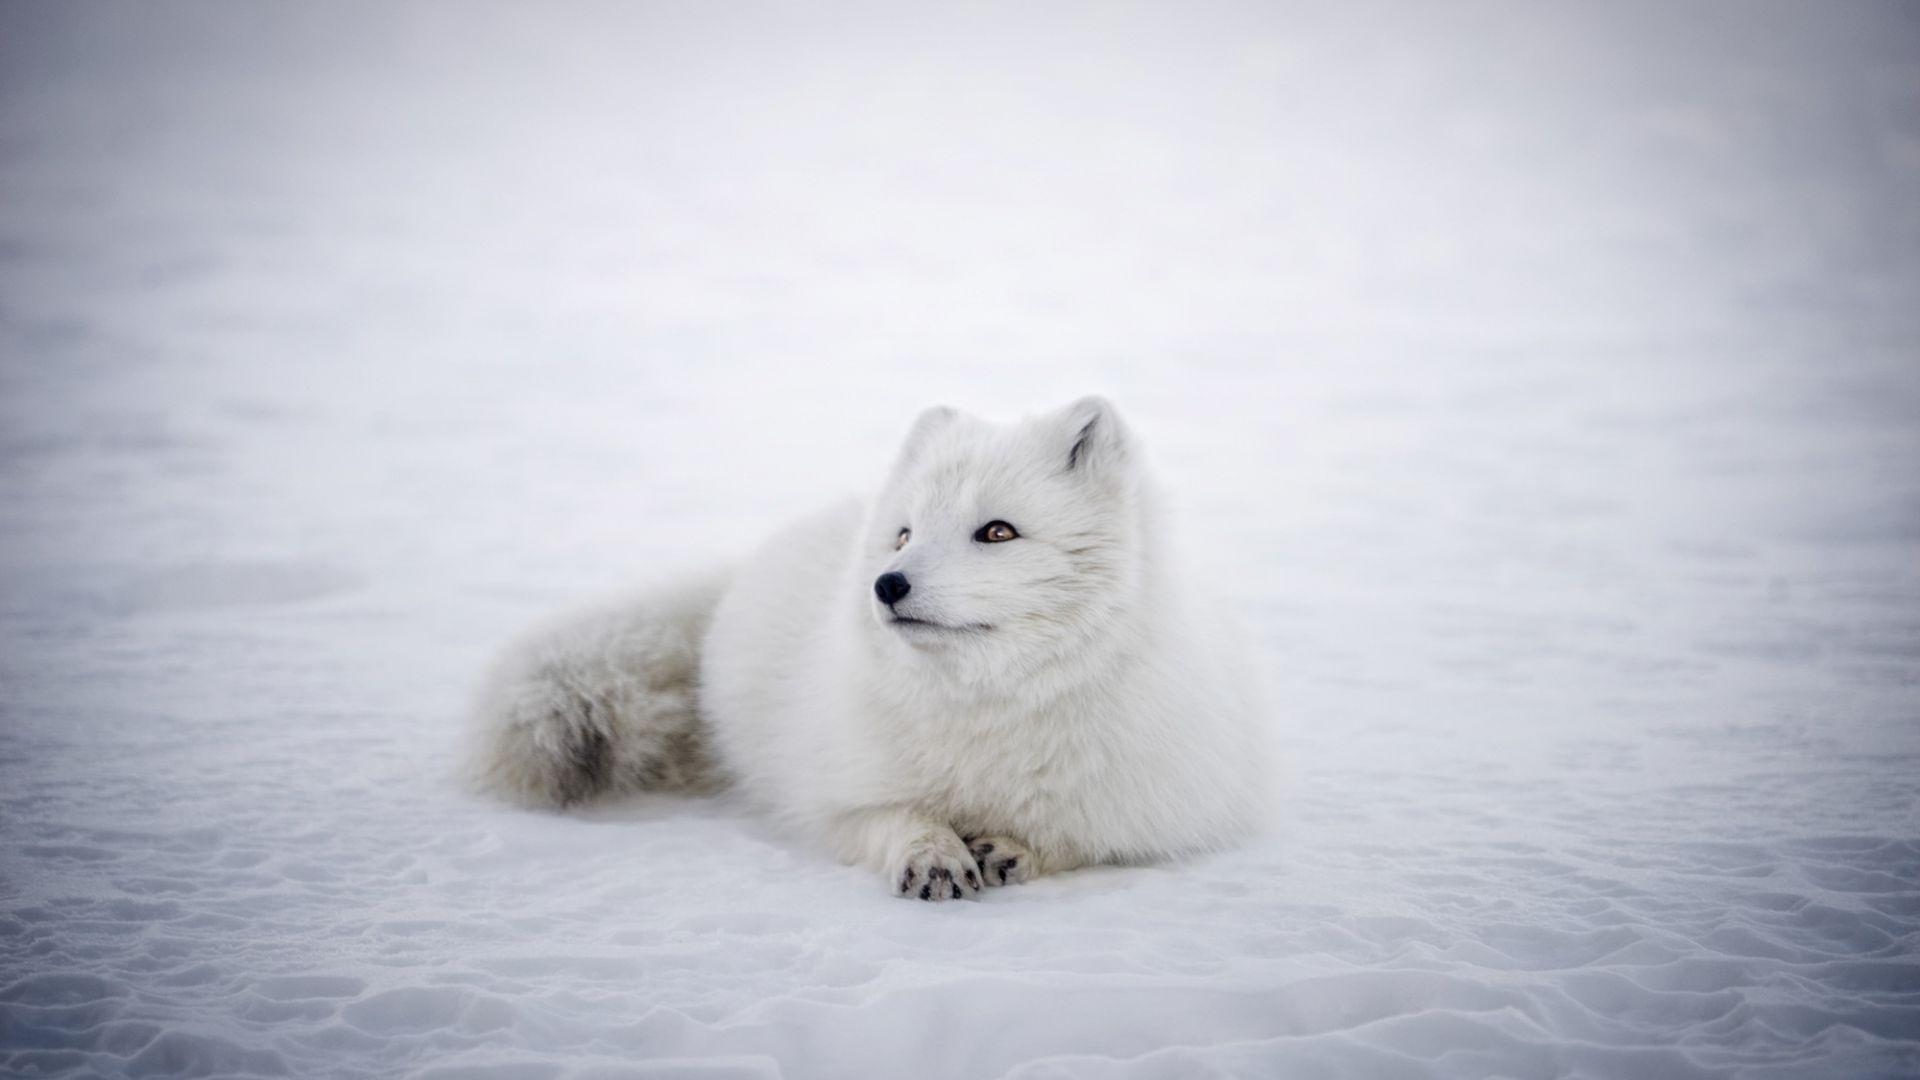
[895,833,983,902]
[963,834,1035,887]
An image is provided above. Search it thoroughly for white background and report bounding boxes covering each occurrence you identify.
[2,3,1916,1077]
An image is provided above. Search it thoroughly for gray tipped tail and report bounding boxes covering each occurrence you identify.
[469,573,729,809]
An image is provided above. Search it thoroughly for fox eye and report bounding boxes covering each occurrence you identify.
[975,521,1018,543]
[895,527,911,550]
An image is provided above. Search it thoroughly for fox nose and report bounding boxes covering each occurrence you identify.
[874,571,911,606]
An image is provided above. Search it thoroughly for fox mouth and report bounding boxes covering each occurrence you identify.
[888,614,992,634]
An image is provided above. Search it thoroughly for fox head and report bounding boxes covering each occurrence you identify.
[859,396,1147,674]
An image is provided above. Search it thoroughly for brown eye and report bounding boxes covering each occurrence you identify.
[895,527,911,550]
[975,521,1018,543]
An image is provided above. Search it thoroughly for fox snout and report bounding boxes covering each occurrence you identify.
[874,572,911,606]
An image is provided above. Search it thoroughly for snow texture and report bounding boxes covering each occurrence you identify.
[2,2,1918,1077]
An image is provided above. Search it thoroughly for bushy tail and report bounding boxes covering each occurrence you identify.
[468,572,730,808]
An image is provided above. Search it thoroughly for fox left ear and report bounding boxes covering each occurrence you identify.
[1059,395,1130,474]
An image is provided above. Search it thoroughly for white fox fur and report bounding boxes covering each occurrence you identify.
[470,397,1271,900]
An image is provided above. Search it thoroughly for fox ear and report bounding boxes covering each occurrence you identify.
[903,405,958,449]
[1059,395,1129,474]
[892,405,959,470]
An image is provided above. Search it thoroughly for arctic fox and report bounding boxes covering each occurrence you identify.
[471,397,1270,900]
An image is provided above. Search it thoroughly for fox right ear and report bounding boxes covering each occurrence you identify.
[902,405,958,448]
[891,405,959,471]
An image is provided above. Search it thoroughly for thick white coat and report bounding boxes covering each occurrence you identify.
[473,398,1272,896]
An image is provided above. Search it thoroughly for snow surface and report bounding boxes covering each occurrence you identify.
[3,2,1918,1077]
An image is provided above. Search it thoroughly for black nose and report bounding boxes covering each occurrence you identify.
[874,571,911,606]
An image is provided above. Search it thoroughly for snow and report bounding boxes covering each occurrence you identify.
[2,2,1917,1077]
